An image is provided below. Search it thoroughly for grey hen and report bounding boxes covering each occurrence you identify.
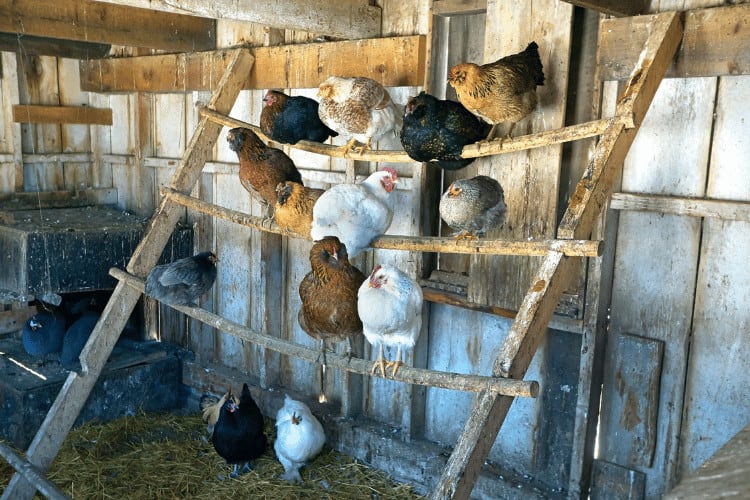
[439,176,507,239]
[145,251,218,306]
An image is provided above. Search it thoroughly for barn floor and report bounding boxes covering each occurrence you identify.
[0,410,424,499]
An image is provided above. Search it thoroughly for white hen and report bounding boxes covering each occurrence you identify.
[357,264,423,377]
[310,168,398,258]
[274,395,326,483]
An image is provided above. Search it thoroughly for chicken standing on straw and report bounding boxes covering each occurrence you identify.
[274,395,326,483]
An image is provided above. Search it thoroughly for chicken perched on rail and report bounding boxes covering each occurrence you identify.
[317,76,402,155]
[274,181,324,238]
[439,176,507,239]
[227,127,303,214]
[310,168,398,258]
[448,41,544,140]
[274,395,326,483]
[260,90,338,145]
[298,237,366,402]
[145,251,218,306]
[400,91,491,171]
[211,383,268,477]
[357,264,423,377]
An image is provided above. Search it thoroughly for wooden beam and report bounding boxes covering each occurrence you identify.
[80,36,426,93]
[0,0,215,52]
[0,442,68,500]
[92,0,381,40]
[610,192,750,222]
[0,188,117,210]
[599,4,750,80]
[161,187,603,257]
[108,267,539,398]
[563,0,646,17]
[0,33,110,59]
[433,0,487,16]
[559,12,685,240]
[430,12,684,500]
[12,105,112,125]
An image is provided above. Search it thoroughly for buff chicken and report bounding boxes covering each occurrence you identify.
[226,127,303,214]
[260,90,338,145]
[274,395,326,483]
[448,41,544,140]
[298,236,366,402]
[310,168,398,258]
[439,175,507,239]
[274,181,324,238]
[400,91,490,171]
[317,76,402,155]
[357,264,423,377]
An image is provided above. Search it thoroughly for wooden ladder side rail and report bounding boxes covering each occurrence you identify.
[0,48,256,500]
[109,267,539,397]
[429,11,684,500]
[200,107,630,162]
[162,187,603,257]
[0,442,68,500]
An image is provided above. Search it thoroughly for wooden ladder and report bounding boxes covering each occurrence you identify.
[429,11,683,499]
[1,48,256,500]
[2,10,683,500]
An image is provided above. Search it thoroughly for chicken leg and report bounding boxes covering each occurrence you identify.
[341,137,359,156]
[371,342,387,377]
[385,345,405,376]
[317,339,329,404]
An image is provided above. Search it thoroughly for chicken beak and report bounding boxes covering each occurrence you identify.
[292,412,301,425]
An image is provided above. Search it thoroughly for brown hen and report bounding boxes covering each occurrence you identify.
[298,236,366,402]
[274,181,324,238]
[226,127,303,213]
[448,41,544,140]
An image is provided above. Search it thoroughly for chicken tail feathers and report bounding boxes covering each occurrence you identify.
[522,41,545,86]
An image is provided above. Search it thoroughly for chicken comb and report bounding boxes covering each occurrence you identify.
[369,264,383,281]
[381,167,398,180]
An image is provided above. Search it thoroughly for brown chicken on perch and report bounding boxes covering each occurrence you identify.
[298,236,366,403]
[226,127,303,214]
[439,175,507,239]
[448,41,544,141]
[274,181,324,238]
[317,76,402,155]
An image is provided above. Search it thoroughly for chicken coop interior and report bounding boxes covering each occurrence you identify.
[1,0,749,499]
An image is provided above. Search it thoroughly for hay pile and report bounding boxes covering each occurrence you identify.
[1,411,423,499]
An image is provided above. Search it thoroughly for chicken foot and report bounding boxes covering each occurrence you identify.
[230,461,253,478]
[371,342,388,377]
[385,345,405,376]
[341,137,359,156]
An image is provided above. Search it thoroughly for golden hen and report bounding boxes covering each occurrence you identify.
[317,76,402,155]
[298,236,366,402]
[448,41,544,140]
[274,181,324,238]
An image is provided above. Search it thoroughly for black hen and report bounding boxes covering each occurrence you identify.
[400,91,490,171]
[22,310,66,360]
[145,252,217,306]
[260,90,338,145]
[212,383,268,477]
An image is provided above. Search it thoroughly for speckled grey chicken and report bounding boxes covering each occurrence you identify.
[448,41,544,140]
[439,176,507,239]
[144,251,218,306]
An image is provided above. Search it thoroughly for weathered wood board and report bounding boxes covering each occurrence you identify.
[679,74,750,477]
[12,105,112,125]
[589,459,647,500]
[80,37,427,93]
[599,4,750,80]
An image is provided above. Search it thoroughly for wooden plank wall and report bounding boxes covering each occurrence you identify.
[596,0,750,497]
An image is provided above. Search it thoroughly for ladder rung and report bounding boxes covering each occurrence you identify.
[162,187,602,257]
[111,267,539,398]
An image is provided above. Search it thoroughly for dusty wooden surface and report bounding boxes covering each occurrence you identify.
[666,422,750,499]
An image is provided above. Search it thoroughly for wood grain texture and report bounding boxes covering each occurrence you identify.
[599,4,750,80]
[80,36,426,93]
[0,0,216,51]
[12,105,112,125]
[92,0,381,39]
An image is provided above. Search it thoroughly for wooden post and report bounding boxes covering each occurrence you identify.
[0,48,255,500]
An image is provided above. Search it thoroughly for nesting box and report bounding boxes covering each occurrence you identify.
[0,206,192,296]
